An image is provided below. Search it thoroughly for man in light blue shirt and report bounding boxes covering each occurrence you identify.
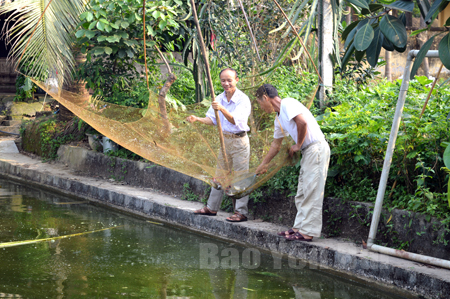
[187,68,251,222]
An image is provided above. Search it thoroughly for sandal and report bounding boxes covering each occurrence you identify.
[194,206,217,216]
[226,211,247,222]
[277,228,296,237]
[285,232,312,242]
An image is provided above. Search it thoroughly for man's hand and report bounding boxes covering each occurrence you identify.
[211,100,224,112]
[289,144,301,157]
[256,163,269,175]
[186,115,197,123]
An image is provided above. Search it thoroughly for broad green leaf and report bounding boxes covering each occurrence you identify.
[118,50,126,58]
[92,47,105,56]
[410,35,436,79]
[147,26,155,36]
[126,49,134,58]
[386,0,414,12]
[75,29,85,38]
[104,47,113,55]
[23,77,33,91]
[380,15,407,48]
[342,20,360,42]
[367,27,383,67]
[106,35,120,43]
[347,0,370,9]
[341,44,356,70]
[439,33,450,70]
[355,50,365,62]
[159,20,167,30]
[118,32,128,39]
[424,0,446,23]
[393,43,407,53]
[446,16,450,27]
[345,19,368,49]
[444,144,450,169]
[86,12,94,22]
[99,18,109,25]
[88,22,96,30]
[399,13,406,26]
[79,12,89,21]
[104,25,112,33]
[121,21,130,29]
[85,30,96,39]
[152,10,161,19]
[354,23,374,51]
[96,21,105,31]
[361,4,384,15]
[97,35,107,42]
[382,34,395,51]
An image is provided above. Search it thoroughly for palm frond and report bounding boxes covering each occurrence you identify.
[0,0,86,84]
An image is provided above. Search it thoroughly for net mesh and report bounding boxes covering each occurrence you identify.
[32,79,298,198]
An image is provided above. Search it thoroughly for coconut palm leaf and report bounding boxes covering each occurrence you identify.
[0,0,86,84]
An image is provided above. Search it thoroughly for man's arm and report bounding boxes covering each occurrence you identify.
[212,101,235,124]
[255,138,284,174]
[288,114,307,157]
[186,115,214,125]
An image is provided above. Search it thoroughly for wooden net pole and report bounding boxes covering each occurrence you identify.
[190,0,229,170]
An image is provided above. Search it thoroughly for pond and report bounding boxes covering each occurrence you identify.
[0,178,413,298]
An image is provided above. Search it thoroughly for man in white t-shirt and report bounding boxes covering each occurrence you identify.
[187,68,251,222]
[255,84,330,242]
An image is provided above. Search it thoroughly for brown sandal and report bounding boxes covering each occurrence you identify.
[277,228,296,236]
[226,211,247,222]
[194,206,217,216]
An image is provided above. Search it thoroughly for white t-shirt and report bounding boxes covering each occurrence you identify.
[273,98,325,149]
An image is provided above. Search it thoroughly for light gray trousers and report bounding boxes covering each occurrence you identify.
[207,134,250,216]
[294,140,330,237]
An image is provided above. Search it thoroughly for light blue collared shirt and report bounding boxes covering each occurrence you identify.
[205,88,251,133]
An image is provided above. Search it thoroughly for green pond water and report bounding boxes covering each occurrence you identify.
[0,179,413,299]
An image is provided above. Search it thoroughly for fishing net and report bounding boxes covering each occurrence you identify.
[31,78,299,199]
[21,0,322,199]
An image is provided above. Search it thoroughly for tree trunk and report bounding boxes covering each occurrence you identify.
[417,17,430,78]
[385,50,392,81]
[318,0,333,108]
[158,73,176,134]
[345,6,351,25]
[59,52,89,122]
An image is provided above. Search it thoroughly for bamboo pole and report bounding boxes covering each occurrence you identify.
[0,226,123,249]
[190,0,229,170]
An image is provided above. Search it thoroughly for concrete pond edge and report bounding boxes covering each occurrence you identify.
[0,156,449,299]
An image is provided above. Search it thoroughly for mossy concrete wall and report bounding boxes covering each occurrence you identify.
[56,145,450,260]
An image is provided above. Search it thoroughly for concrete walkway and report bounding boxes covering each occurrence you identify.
[0,139,449,298]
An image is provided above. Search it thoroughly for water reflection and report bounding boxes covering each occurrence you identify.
[0,179,412,298]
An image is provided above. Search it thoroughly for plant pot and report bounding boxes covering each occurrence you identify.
[86,133,102,152]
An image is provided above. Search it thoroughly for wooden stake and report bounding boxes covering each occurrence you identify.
[420,64,444,119]
[190,0,229,171]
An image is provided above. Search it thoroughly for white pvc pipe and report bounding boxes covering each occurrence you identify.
[371,244,450,270]
[367,50,449,269]
[367,50,415,246]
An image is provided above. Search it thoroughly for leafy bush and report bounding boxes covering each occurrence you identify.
[257,74,450,223]
[319,76,450,219]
